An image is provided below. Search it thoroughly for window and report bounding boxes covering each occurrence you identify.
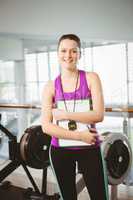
[25,53,37,102]
[38,52,49,99]
[25,52,49,103]
[89,44,128,132]
[128,43,133,104]
[0,61,15,102]
[84,47,93,71]
[25,53,37,82]
[49,51,59,80]
[38,52,49,82]
[92,44,127,106]
[78,48,85,70]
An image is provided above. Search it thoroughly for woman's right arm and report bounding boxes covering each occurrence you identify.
[41,81,80,140]
[41,81,97,145]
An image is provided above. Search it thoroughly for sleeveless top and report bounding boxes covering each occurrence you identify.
[51,70,100,148]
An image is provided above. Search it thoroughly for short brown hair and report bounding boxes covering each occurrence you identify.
[58,34,81,50]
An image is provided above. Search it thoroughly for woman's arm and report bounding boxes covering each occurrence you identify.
[41,81,80,140]
[41,80,98,145]
[52,72,104,124]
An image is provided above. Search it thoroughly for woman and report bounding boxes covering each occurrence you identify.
[41,34,109,200]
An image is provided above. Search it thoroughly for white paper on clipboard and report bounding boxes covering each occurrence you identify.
[57,99,92,147]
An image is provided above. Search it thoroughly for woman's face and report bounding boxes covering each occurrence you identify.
[58,39,80,70]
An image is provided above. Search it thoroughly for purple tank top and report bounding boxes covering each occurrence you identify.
[51,70,99,147]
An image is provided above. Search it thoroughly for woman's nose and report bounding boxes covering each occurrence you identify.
[65,51,72,58]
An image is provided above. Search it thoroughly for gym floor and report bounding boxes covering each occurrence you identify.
[0,161,133,200]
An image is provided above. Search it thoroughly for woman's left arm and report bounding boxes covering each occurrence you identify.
[52,72,104,124]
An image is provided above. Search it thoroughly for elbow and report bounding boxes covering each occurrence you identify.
[41,122,51,135]
[42,126,47,134]
[94,112,104,123]
[98,114,104,122]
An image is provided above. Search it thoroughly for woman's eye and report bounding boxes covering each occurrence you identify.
[73,50,77,53]
[60,49,78,54]
[61,49,66,53]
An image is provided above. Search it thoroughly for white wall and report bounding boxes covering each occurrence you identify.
[0,0,133,41]
[0,37,24,61]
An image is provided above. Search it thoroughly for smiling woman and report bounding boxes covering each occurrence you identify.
[57,36,81,71]
[41,34,109,200]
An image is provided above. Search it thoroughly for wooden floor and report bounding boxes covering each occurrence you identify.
[0,161,133,200]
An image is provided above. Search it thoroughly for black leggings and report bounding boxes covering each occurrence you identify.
[49,146,109,200]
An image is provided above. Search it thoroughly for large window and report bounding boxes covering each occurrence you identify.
[24,43,132,107]
[1,43,132,107]
[92,44,127,106]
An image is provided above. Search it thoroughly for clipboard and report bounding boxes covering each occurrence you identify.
[57,99,93,147]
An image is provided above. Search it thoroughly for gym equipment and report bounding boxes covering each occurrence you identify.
[0,122,60,200]
[101,131,132,185]
[0,135,2,150]
[0,114,3,151]
[20,125,51,169]
[0,180,11,190]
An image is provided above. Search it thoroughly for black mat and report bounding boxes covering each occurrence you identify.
[0,182,60,200]
[0,184,27,200]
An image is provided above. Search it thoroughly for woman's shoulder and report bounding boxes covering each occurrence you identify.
[86,71,100,81]
[80,70,99,77]
[44,80,54,88]
[85,71,101,88]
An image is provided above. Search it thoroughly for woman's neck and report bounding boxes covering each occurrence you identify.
[61,68,79,80]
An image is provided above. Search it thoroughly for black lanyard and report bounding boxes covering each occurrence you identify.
[60,71,79,112]
[60,71,79,131]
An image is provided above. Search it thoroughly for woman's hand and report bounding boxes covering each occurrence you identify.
[52,108,67,121]
[79,129,98,145]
